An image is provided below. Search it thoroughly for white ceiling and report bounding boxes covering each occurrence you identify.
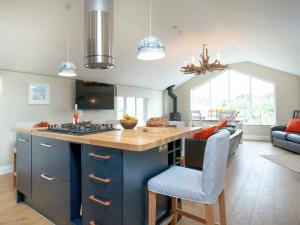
[0,0,300,90]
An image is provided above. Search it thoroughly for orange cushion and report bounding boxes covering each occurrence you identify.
[193,126,217,139]
[217,120,227,128]
[286,119,300,133]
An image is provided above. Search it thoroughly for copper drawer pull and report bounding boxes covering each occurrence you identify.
[89,195,111,206]
[89,221,96,225]
[89,152,111,160]
[89,174,111,183]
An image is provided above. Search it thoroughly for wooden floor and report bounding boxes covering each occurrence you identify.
[179,141,300,225]
[0,141,300,225]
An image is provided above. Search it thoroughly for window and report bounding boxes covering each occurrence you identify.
[116,97,146,124]
[191,70,276,125]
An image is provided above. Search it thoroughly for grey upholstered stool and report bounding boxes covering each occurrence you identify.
[147,130,230,225]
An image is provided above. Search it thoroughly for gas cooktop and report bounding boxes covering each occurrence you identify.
[47,123,115,136]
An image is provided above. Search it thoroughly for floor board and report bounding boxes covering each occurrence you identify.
[0,141,299,225]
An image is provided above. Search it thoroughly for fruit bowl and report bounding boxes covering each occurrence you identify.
[120,119,138,129]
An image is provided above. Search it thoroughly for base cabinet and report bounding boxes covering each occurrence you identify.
[82,145,123,225]
[16,133,32,198]
[31,136,71,225]
[16,132,183,225]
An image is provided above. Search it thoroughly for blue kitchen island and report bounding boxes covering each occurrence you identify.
[14,127,200,225]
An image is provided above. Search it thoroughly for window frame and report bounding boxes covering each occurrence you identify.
[116,96,147,124]
[190,70,277,125]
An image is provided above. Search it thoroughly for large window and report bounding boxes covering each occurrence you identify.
[191,70,276,125]
[116,97,146,124]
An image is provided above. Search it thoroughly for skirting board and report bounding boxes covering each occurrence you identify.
[0,164,13,175]
[243,135,270,141]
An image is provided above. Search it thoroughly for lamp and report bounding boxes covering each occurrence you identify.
[137,0,165,60]
[181,44,229,75]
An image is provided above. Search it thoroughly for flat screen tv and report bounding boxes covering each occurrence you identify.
[75,80,115,110]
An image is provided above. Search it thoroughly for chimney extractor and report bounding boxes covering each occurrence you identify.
[166,85,182,121]
[84,0,114,69]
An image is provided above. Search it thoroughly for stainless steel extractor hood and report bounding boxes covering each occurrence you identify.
[84,0,114,69]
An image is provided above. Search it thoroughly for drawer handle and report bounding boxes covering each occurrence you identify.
[89,221,96,225]
[89,195,111,206]
[89,152,111,160]
[41,174,54,181]
[40,143,53,148]
[89,174,111,183]
[17,138,28,142]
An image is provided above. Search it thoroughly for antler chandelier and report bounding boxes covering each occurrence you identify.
[181,44,230,75]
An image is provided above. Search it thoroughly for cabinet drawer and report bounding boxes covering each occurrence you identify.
[83,158,122,186]
[32,136,70,181]
[82,197,122,225]
[82,171,122,197]
[32,169,70,225]
[82,145,121,166]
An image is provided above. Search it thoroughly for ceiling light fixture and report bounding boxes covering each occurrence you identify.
[181,44,230,75]
[58,3,77,77]
[58,30,77,77]
[137,0,165,61]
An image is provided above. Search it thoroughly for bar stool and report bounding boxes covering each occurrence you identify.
[147,130,230,225]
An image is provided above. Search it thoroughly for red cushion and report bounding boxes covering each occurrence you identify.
[217,120,227,128]
[193,126,217,139]
[286,119,300,133]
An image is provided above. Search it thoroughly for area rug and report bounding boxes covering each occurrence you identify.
[261,155,300,174]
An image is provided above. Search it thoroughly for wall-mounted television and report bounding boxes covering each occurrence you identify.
[75,80,115,110]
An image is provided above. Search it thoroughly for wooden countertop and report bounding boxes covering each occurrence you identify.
[13,127,201,151]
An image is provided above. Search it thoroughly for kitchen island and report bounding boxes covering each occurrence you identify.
[14,127,200,225]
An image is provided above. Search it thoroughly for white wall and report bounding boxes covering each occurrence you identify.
[169,62,300,139]
[0,70,163,169]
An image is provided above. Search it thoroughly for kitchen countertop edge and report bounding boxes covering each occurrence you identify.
[12,127,202,151]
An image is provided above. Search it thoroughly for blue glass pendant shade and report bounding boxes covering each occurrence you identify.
[58,61,77,77]
[137,36,165,60]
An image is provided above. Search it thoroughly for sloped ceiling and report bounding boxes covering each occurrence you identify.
[0,0,299,90]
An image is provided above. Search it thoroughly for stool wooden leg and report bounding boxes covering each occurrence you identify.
[180,157,186,167]
[171,197,178,225]
[205,204,215,225]
[219,191,227,225]
[148,191,157,225]
[13,152,16,188]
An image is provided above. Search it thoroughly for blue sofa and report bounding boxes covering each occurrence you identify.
[271,125,300,154]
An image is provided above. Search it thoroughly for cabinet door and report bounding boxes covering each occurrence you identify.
[16,133,32,198]
[32,169,70,225]
[32,136,70,181]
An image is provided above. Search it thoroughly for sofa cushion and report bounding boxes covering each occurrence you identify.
[286,119,300,133]
[194,126,217,139]
[272,131,288,140]
[217,120,227,128]
[287,133,300,144]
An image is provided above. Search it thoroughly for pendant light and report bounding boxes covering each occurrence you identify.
[58,30,77,77]
[137,0,165,60]
[58,3,77,77]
